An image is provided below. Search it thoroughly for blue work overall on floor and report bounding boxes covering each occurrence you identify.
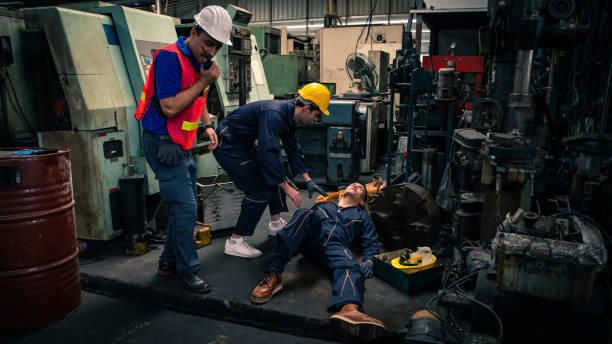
[264,201,379,311]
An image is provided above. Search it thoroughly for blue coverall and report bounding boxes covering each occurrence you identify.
[212,100,309,236]
[265,201,379,311]
[141,37,202,274]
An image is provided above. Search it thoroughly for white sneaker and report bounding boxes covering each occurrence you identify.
[224,237,262,258]
[268,218,287,236]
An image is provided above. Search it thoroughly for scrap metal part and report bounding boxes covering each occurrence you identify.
[372,183,440,250]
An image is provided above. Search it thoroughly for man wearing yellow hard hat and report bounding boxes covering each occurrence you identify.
[212,83,331,258]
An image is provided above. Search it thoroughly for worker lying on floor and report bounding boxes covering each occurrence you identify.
[250,182,385,341]
[212,83,330,259]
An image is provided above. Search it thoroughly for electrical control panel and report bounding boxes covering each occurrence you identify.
[213,5,270,115]
[227,56,252,93]
[226,27,253,94]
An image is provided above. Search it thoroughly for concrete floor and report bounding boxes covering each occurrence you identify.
[67,189,440,343]
[5,291,335,344]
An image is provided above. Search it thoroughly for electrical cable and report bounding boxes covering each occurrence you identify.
[454,289,504,342]
[3,69,36,136]
[425,267,485,323]
[353,0,378,57]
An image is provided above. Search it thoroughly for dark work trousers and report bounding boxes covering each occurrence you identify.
[213,126,288,236]
[142,131,199,274]
[265,208,365,312]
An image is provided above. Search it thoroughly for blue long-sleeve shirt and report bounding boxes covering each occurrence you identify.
[312,201,379,263]
[221,99,308,186]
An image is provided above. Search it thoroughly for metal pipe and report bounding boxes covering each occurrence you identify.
[546,49,556,105]
[0,1,23,6]
[345,0,349,25]
[386,88,395,185]
[155,0,160,14]
[327,0,332,16]
[601,59,612,134]
[446,101,454,162]
[269,0,273,28]
[306,0,310,35]
[425,90,431,146]
[512,50,534,95]
[422,148,435,192]
[415,15,422,54]
[239,57,246,106]
[405,71,415,183]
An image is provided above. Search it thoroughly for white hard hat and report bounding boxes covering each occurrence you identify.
[194,5,233,46]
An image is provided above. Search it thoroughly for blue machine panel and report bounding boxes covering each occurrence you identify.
[102,24,119,46]
[327,126,354,184]
[323,100,356,125]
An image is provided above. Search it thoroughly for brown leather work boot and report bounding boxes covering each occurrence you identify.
[330,304,385,341]
[251,270,282,304]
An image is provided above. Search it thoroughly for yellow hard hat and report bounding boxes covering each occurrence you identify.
[298,83,331,115]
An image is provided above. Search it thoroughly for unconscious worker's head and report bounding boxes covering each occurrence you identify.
[340,182,368,208]
[188,5,233,64]
[294,83,331,125]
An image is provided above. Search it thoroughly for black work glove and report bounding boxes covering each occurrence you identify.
[306,180,327,198]
[360,260,374,279]
[156,144,183,166]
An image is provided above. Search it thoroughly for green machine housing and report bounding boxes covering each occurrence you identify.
[23,3,221,239]
[250,26,320,98]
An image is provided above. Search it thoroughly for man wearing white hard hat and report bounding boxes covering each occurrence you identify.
[134,5,233,293]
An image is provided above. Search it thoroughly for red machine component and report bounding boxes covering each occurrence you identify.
[422,55,485,96]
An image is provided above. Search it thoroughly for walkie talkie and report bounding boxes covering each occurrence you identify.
[203,60,213,70]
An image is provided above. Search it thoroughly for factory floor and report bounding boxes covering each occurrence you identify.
[10,189,439,343]
[5,291,335,344]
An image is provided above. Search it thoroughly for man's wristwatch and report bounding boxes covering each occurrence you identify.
[204,124,214,130]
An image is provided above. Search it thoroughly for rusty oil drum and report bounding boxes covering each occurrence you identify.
[0,148,81,331]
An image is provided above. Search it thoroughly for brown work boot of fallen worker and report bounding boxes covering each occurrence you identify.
[330,304,385,341]
[251,270,282,304]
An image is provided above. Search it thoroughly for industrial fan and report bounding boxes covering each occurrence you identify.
[345,52,379,95]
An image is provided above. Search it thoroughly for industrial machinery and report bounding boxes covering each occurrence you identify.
[319,24,405,96]
[251,25,319,98]
[372,183,440,251]
[288,45,389,186]
[341,51,388,97]
[292,99,386,185]
[250,26,281,54]
[407,1,612,341]
[210,5,271,115]
[258,51,319,98]
[23,5,180,239]
[385,27,434,186]
[22,4,224,239]
[345,52,378,95]
[479,131,537,241]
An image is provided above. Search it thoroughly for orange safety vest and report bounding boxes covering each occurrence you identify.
[135,43,208,150]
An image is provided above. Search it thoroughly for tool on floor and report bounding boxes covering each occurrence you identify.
[194,222,212,248]
[390,247,437,273]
